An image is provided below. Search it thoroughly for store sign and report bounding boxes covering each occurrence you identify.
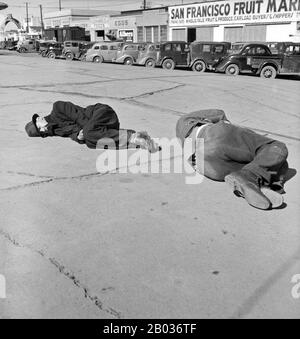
[169,0,300,26]
[110,17,136,29]
[119,29,134,41]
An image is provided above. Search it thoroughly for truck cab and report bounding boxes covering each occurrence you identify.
[215,43,280,76]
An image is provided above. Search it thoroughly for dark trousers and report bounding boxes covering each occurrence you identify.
[82,105,135,149]
[196,121,288,186]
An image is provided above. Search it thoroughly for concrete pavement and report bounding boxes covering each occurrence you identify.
[0,52,299,318]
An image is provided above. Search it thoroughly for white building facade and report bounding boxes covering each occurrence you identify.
[168,0,300,43]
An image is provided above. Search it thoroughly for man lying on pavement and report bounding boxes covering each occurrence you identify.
[177,109,289,210]
[25,101,159,152]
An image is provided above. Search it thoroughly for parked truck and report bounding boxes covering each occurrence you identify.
[215,43,300,78]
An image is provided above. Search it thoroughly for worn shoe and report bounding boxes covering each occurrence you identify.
[129,131,160,153]
[225,170,271,210]
[261,187,284,208]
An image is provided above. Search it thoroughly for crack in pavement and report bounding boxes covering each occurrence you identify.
[0,172,102,192]
[0,228,122,318]
[1,170,54,179]
[0,73,197,90]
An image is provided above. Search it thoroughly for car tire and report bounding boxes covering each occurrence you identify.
[65,53,74,61]
[19,48,26,53]
[145,59,156,68]
[192,60,206,72]
[48,52,56,59]
[162,59,175,70]
[93,56,103,63]
[225,64,240,76]
[41,51,47,57]
[260,65,277,79]
[124,57,133,66]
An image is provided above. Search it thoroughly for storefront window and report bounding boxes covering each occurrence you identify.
[137,27,144,42]
[160,25,167,42]
[145,27,152,42]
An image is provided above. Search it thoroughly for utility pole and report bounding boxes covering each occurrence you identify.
[25,2,29,33]
[59,0,62,11]
[39,4,44,35]
[143,0,146,9]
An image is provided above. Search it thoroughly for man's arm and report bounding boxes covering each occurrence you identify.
[54,124,85,144]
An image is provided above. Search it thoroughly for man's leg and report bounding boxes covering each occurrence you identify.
[197,122,288,209]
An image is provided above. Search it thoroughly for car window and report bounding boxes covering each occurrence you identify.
[72,43,78,47]
[109,45,117,50]
[244,47,256,55]
[256,46,268,55]
[64,42,71,47]
[100,45,108,50]
[148,45,155,51]
[173,44,182,52]
[164,44,172,52]
[293,45,300,55]
[94,45,100,50]
[125,45,135,50]
[214,45,224,53]
[202,45,211,53]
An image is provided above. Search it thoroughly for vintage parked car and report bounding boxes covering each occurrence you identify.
[279,42,300,74]
[38,41,57,57]
[137,41,190,70]
[62,40,95,61]
[157,41,190,70]
[136,43,161,68]
[47,43,64,59]
[112,42,147,65]
[85,41,124,63]
[189,41,232,72]
[215,43,300,78]
[16,39,37,53]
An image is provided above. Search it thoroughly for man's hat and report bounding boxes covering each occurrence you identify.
[25,114,40,137]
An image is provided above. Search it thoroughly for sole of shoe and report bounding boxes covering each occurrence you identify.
[225,173,271,210]
[261,187,284,209]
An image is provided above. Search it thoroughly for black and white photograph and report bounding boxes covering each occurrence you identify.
[0,0,299,323]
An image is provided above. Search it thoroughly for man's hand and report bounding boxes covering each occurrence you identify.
[78,129,84,141]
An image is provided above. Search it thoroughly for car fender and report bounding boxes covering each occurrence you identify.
[257,61,279,75]
[216,58,240,72]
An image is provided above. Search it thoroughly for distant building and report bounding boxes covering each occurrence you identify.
[43,9,120,38]
[22,16,42,34]
[168,0,300,43]
[89,7,169,43]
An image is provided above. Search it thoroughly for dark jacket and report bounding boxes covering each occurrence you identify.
[44,101,120,148]
[176,109,229,145]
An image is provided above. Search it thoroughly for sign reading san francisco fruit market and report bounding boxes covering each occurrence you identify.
[169,0,300,27]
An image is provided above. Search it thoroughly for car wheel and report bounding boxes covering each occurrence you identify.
[192,60,206,72]
[65,53,74,61]
[124,57,133,66]
[93,56,103,63]
[260,65,277,79]
[41,51,47,57]
[145,59,156,68]
[225,64,240,76]
[48,52,56,59]
[162,59,175,70]
[19,48,26,53]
